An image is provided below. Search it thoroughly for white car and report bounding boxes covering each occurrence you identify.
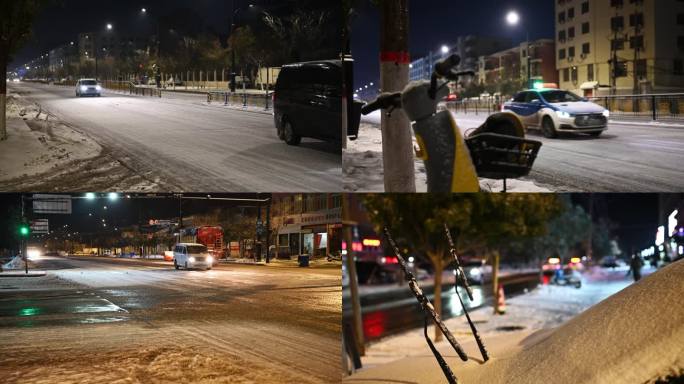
[173,243,214,270]
[75,79,102,97]
[503,89,609,138]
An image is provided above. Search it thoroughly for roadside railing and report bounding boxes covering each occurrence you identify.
[206,90,273,110]
[444,94,684,123]
[588,93,684,122]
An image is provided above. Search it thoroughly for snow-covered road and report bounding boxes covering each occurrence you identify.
[6,82,341,192]
[345,110,684,192]
[0,256,341,383]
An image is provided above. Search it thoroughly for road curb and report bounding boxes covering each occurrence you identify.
[0,272,47,277]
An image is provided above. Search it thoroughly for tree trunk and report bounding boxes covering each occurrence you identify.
[430,253,444,342]
[379,0,415,192]
[492,249,502,315]
[0,60,7,141]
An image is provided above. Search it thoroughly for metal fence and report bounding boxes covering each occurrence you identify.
[588,94,684,122]
[445,94,684,122]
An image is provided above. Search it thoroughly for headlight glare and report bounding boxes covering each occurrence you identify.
[556,110,571,119]
[602,110,610,118]
[189,256,196,262]
[80,85,87,91]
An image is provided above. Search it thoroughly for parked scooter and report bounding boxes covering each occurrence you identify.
[361,53,542,192]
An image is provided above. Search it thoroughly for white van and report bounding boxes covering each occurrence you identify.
[173,243,214,270]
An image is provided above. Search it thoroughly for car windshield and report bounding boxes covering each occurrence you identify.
[186,245,207,254]
[80,80,97,86]
[541,91,583,103]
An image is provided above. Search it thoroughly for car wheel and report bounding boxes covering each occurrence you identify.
[588,131,603,137]
[184,262,188,270]
[174,260,179,270]
[541,116,558,138]
[283,120,302,146]
[276,120,285,140]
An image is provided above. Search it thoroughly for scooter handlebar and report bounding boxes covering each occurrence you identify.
[434,54,461,78]
[361,92,402,115]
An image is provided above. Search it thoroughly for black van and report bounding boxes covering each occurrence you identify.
[274,60,351,146]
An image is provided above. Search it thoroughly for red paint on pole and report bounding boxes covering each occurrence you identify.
[380,51,411,64]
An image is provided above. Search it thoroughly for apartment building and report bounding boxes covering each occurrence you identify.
[556,0,684,96]
[409,36,511,82]
[477,39,558,90]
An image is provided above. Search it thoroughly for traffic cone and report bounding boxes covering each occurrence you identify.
[496,284,506,315]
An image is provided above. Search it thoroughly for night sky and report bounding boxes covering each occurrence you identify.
[10,0,335,70]
[571,194,661,255]
[0,193,266,237]
[350,0,555,90]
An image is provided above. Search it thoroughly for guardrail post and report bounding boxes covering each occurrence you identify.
[225,92,228,106]
[651,95,657,121]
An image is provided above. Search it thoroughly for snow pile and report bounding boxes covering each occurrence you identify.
[2,256,26,270]
[347,260,684,384]
[0,92,102,182]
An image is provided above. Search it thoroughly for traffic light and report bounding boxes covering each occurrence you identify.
[532,80,544,90]
[19,224,30,237]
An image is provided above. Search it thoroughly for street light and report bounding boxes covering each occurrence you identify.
[141,8,147,13]
[506,10,531,89]
[230,3,257,92]
[108,192,119,201]
[106,23,113,31]
[85,193,96,200]
[441,45,449,55]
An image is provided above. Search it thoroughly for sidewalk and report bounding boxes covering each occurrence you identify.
[343,122,552,193]
[356,266,648,369]
[223,257,342,269]
[0,93,101,183]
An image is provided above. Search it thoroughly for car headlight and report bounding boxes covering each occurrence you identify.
[207,256,214,263]
[602,110,610,118]
[96,85,102,91]
[80,85,87,91]
[469,267,482,278]
[189,256,196,262]
[556,110,572,119]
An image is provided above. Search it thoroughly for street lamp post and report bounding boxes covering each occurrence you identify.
[230,2,255,93]
[95,23,114,80]
[506,11,532,89]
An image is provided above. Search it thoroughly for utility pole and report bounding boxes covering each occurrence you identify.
[265,199,271,263]
[342,0,354,151]
[342,195,364,356]
[588,194,594,262]
[379,0,415,192]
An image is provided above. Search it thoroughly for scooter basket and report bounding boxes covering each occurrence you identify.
[466,133,542,179]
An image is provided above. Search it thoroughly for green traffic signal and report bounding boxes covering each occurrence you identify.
[19,225,30,236]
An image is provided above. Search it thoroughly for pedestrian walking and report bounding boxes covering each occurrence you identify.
[628,254,643,282]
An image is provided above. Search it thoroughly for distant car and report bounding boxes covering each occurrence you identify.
[503,89,609,138]
[273,60,343,146]
[75,79,102,97]
[451,259,492,285]
[165,77,183,86]
[172,243,214,270]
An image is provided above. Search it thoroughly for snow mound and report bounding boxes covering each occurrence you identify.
[347,260,684,384]
[2,256,26,270]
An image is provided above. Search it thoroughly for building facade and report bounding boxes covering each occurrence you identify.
[477,39,558,90]
[409,36,512,82]
[556,0,684,96]
[271,194,342,258]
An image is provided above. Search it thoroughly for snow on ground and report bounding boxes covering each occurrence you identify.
[2,255,26,270]
[0,93,101,181]
[344,113,551,192]
[1,91,165,191]
[347,262,683,384]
